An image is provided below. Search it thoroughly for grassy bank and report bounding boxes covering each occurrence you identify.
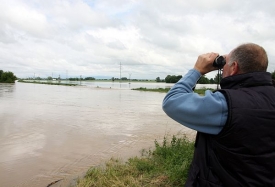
[132,87,171,93]
[132,87,214,94]
[18,80,77,86]
[75,135,194,187]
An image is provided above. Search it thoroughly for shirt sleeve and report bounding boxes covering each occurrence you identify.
[162,69,228,135]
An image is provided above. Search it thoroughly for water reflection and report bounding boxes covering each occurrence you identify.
[0,81,196,187]
[0,83,15,97]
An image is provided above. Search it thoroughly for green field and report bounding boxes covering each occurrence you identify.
[132,87,214,94]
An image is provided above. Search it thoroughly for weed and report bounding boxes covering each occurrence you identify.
[75,135,194,187]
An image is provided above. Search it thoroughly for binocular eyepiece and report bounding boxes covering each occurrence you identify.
[213,56,226,69]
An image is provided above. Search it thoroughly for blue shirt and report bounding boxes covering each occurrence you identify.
[162,69,228,135]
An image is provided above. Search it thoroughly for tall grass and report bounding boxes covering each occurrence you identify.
[75,135,194,187]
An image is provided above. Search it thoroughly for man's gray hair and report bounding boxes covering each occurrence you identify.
[228,43,268,73]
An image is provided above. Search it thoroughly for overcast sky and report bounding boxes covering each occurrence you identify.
[0,0,275,79]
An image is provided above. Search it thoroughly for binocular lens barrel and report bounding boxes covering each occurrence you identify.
[213,56,226,69]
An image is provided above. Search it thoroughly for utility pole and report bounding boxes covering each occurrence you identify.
[120,62,122,82]
[129,73,131,84]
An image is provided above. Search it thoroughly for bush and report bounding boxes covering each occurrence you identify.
[0,70,17,83]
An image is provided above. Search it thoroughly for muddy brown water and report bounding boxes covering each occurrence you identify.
[0,82,196,187]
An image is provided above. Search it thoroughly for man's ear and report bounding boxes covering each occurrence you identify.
[230,61,239,75]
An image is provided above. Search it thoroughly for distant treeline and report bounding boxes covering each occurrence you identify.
[159,74,221,84]
[4,70,275,84]
[69,77,95,81]
[162,70,275,84]
[0,70,17,83]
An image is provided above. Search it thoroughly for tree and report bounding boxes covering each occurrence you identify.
[0,70,17,83]
[165,75,171,83]
[209,78,215,84]
[85,77,95,80]
[156,77,161,82]
[164,75,182,83]
[197,75,210,84]
[214,73,222,84]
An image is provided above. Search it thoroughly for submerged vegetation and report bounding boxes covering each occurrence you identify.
[75,135,194,187]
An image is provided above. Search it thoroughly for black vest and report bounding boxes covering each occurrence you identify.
[185,72,275,187]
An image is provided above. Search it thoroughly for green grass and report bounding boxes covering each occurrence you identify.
[18,80,77,86]
[194,88,214,95]
[132,87,171,93]
[132,87,214,95]
[74,135,194,187]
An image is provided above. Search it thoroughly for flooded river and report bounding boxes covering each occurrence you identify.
[0,81,198,187]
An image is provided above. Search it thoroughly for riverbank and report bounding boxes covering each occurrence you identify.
[132,87,214,94]
[132,87,170,93]
[71,135,194,187]
[18,80,77,86]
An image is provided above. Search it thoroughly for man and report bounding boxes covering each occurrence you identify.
[162,43,275,187]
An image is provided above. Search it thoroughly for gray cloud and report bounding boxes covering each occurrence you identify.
[0,0,274,79]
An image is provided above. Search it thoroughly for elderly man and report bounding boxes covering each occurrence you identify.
[162,43,275,186]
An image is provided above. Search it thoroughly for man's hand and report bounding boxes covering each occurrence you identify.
[194,52,219,75]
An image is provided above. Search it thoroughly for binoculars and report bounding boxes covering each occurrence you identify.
[213,56,226,69]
